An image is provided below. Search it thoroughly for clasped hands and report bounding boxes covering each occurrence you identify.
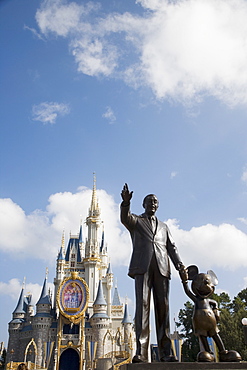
[179,264,188,282]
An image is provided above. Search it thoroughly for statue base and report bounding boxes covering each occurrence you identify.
[120,362,247,370]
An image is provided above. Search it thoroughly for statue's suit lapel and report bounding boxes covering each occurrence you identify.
[140,214,157,235]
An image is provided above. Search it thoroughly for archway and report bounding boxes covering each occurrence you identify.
[59,348,79,370]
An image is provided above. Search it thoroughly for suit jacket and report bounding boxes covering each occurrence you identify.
[121,202,183,279]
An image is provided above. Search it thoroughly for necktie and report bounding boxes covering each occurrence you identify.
[149,216,155,232]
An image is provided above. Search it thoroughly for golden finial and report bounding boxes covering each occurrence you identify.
[22,277,26,289]
[46,267,49,278]
[90,172,100,214]
[93,172,96,190]
[71,271,78,280]
[91,172,97,209]
[61,229,65,251]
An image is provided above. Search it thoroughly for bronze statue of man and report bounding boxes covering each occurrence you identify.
[120,183,187,363]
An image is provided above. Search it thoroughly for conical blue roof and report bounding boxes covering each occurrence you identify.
[37,276,51,305]
[100,230,105,253]
[106,263,112,275]
[13,286,25,314]
[122,303,132,324]
[79,225,83,244]
[112,286,121,306]
[23,294,33,312]
[57,246,65,260]
[94,280,106,306]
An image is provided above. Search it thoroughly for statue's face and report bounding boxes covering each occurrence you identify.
[143,195,159,216]
[192,273,215,298]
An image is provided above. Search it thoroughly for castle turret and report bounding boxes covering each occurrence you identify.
[12,284,26,318]
[54,232,65,308]
[36,272,51,312]
[90,280,109,358]
[84,175,102,310]
[25,293,34,323]
[79,223,85,258]
[122,303,133,340]
[106,263,113,317]
[7,281,26,363]
[99,229,108,277]
[122,302,134,356]
[33,271,52,367]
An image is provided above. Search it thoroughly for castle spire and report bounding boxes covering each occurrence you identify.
[122,302,132,324]
[79,222,83,244]
[100,228,105,253]
[89,173,100,218]
[93,280,107,306]
[112,286,121,306]
[85,174,102,259]
[13,279,25,314]
[61,229,65,252]
[37,270,51,305]
[57,230,65,260]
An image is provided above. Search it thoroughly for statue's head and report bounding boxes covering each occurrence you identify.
[143,194,159,216]
[187,265,218,299]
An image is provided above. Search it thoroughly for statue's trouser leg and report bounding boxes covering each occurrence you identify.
[151,256,171,360]
[135,273,151,361]
[134,254,172,361]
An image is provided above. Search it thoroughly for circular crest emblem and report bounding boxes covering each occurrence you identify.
[57,273,89,321]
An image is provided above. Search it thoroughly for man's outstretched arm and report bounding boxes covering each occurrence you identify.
[121,183,133,205]
[120,183,136,230]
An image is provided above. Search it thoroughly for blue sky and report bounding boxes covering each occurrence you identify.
[1,0,247,346]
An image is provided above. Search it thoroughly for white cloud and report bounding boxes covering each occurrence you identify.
[24,25,44,40]
[170,171,178,179]
[32,102,70,124]
[102,106,116,124]
[244,276,247,288]
[36,0,247,106]
[238,217,247,226]
[241,168,247,184]
[0,187,131,267]
[166,219,247,271]
[71,37,118,76]
[0,198,59,260]
[35,0,90,37]
[1,188,247,273]
[0,278,53,304]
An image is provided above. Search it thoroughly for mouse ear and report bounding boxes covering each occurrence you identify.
[187,265,199,280]
[207,270,218,286]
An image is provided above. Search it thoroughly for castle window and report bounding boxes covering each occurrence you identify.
[71,262,75,267]
[63,324,79,334]
[71,253,75,259]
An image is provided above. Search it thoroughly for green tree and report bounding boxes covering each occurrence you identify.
[176,301,199,362]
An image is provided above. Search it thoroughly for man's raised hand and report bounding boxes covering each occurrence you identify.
[121,183,133,203]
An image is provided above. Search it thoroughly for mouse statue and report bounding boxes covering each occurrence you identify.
[182,265,241,362]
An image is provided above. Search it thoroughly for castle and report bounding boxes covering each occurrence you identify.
[6,179,135,370]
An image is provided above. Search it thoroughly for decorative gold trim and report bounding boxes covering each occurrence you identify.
[56,273,89,322]
[83,257,101,262]
[71,271,78,280]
